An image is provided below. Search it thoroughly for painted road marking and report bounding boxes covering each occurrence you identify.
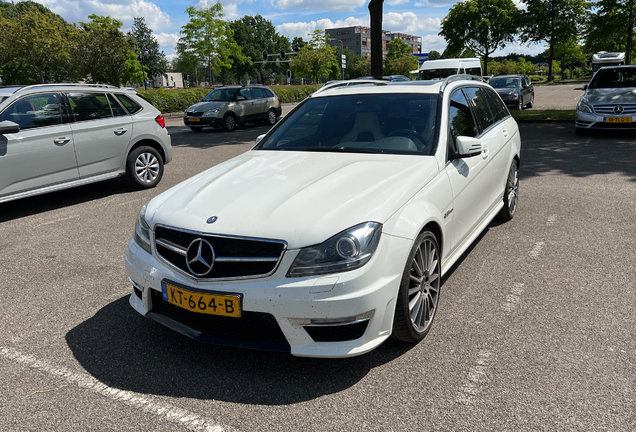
[502,283,525,313]
[546,215,557,226]
[456,350,494,404]
[36,214,80,227]
[529,241,545,258]
[0,346,230,432]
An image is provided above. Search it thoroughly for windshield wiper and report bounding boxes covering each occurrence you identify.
[302,146,383,154]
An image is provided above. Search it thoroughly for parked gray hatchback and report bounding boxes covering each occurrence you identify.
[184,85,282,132]
[488,75,534,110]
[0,83,172,204]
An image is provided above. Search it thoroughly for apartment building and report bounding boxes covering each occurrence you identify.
[326,26,422,59]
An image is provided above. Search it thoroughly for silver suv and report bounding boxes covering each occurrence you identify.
[0,84,172,204]
[184,85,282,132]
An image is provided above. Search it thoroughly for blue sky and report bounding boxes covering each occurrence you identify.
[8,0,544,61]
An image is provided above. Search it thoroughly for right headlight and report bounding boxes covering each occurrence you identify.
[205,108,220,116]
[133,204,152,255]
[577,99,593,113]
[287,222,382,277]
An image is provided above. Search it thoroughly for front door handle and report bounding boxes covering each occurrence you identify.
[54,137,71,144]
[482,145,489,159]
[502,128,509,138]
[114,128,128,136]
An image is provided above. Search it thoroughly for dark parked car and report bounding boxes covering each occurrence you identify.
[488,75,534,110]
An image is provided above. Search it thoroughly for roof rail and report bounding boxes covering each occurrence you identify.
[439,74,487,92]
[14,83,120,93]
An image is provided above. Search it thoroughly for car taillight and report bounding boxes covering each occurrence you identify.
[277,98,281,105]
[155,115,165,128]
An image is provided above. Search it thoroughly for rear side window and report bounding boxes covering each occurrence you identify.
[448,89,477,154]
[263,89,275,98]
[466,67,482,76]
[0,93,62,130]
[237,89,252,100]
[107,94,128,117]
[67,93,112,121]
[483,88,509,122]
[251,88,265,98]
[115,94,142,114]
[463,87,494,132]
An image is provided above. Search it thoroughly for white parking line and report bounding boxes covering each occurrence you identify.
[456,350,494,404]
[529,241,545,258]
[546,215,557,226]
[36,214,80,227]
[0,346,230,432]
[502,283,525,313]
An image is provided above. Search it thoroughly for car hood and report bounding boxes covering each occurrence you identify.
[146,150,440,249]
[495,88,518,94]
[186,101,228,112]
[584,88,636,104]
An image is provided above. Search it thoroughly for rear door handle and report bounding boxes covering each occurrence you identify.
[114,128,127,136]
[54,137,71,144]
[502,128,509,138]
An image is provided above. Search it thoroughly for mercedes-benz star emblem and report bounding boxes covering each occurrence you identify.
[614,105,624,114]
[186,238,215,276]
[206,216,218,224]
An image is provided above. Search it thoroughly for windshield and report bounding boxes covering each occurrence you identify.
[417,68,457,80]
[589,68,636,88]
[202,88,237,101]
[256,94,439,155]
[489,77,519,89]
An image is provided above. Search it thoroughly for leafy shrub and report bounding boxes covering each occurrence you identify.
[138,85,321,113]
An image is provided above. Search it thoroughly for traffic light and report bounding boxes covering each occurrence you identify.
[280,49,286,61]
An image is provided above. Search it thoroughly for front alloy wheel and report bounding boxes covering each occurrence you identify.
[125,146,163,189]
[392,230,441,342]
[267,109,277,126]
[498,159,519,220]
[223,114,236,131]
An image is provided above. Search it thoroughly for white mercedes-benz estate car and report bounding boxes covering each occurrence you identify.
[125,76,521,358]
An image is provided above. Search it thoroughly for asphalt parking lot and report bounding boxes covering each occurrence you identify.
[1,121,635,431]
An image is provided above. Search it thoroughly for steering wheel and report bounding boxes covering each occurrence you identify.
[387,129,428,151]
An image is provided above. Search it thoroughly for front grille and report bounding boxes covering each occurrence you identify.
[304,321,369,342]
[150,290,288,344]
[154,225,286,280]
[593,104,636,115]
[186,111,204,117]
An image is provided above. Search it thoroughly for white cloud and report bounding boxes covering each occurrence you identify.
[387,0,410,5]
[413,0,455,7]
[20,0,171,31]
[420,34,446,52]
[277,16,368,39]
[492,41,547,57]
[155,32,180,49]
[166,53,177,62]
[275,0,367,13]
[383,12,441,34]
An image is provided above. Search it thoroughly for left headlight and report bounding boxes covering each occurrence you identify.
[577,99,593,113]
[287,222,382,277]
[134,204,152,254]
[205,108,220,116]
[510,92,519,99]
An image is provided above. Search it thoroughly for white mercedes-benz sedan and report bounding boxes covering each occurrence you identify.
[125,76,521,358]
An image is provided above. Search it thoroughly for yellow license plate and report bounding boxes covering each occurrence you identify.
[161,281,241,317]
[605,117,632,123]
[188,117,200,122]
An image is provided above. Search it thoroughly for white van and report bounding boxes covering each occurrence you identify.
[416,58,482,80]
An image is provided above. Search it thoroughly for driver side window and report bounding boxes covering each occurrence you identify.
[448,89,477,155]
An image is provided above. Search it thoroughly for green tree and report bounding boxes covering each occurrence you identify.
[586,0,635,64]
[229,14,288,83]
[351,59,371,78]
[129,17,168,84]
[291,30,337,83]
[72,15,133,85]
[122,50,146,86]
[0,5,72,83]
[517,57,537,75]
[292,36,306,52]
[440,0,521,75]
[428,50,442,60]
[177,2,246,85]
[521,0,589,81]
[386,38,414,60]
[384,39,418,76]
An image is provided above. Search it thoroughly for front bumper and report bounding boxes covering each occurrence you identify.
[575,110,636,130]
[125,232,412,358]
[184,116,222,127]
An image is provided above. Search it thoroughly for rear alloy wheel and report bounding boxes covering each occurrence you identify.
[190,127,204,132]
[526,94,534,108]
[517,98,524,110]
[223,114,236,131]
[267,109,278,126]
[498,159,519,220]
[126,146,163,189]
[392,230,441,343]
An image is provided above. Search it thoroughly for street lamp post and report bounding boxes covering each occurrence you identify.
[329,38,345,80]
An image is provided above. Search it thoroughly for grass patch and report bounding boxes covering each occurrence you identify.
[511,109,575,121]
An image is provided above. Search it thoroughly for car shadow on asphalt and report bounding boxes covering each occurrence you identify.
[0,178,138,223]
[65,296,415,405]
[169,123,273,149]
[519,123,636,182]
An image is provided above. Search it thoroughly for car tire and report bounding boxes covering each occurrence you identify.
[266,109,278,126]
[190,127,204,132]
[517,99,524,110]
[223,114,237,132]
[526,94,534,108]
[125,146,164,189]
[392,230,441,343]
[498,159,519,221]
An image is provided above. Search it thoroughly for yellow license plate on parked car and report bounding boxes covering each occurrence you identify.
[161,281,241,317]
[604,117,632,123]
[188,117,200,122]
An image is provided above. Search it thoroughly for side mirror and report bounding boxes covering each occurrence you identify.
[255,134,266,145]
[451,136,482,159]
[236,95,246,101]
[0,120,20,135]
[582,84,588,90]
